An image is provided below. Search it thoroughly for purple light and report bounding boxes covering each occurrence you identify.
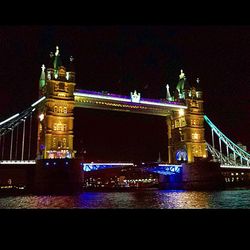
[74,89,187,109]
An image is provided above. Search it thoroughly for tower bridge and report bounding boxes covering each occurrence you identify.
[0,46,249,191]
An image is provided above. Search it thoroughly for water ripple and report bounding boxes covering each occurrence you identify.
[0,188,250,209]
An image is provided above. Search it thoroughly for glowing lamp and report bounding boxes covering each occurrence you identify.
[39,113,44,121]
[178,109,185,116]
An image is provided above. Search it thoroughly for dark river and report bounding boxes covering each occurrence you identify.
[0,188,250,208]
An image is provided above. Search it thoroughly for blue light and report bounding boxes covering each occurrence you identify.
[53,162,56,165]
[146,164,182,176]
[46,162,49,166]
[176,150,187,162]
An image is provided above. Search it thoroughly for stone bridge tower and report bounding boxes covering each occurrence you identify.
[167,71,207,163]
[37,46,76,159]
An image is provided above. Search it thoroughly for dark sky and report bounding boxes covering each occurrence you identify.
[0,26,249,161]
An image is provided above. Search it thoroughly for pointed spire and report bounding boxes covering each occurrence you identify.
[176,69,186,99]
[55,46,59,56]
[39,64,46,89]
[53,45,62,70]
[166,84,172,101]
[179,69,185,80]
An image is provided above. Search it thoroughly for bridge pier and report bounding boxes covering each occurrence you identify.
[158,160,225,190]
[32,159,82,194]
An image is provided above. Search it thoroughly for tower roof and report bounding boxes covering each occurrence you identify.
[39,64,46,89]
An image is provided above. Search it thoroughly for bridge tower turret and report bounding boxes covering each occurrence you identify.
[37,46,76,159]
[167,72,207,163]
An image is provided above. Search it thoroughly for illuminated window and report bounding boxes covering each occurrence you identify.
[175,120,180,128]
[65,85,69,92]
[58,140,62,148]
[54,123,66,131]
[192,133,199,140]
[59,82,64,90]
[191,120,196,126]
[181,118,186,126]
[53,138,56,147]
[59,106,63,113]
[63,107,67,113]
[54,106,58,113]
[63,138,67,147]
[54,83,59,91]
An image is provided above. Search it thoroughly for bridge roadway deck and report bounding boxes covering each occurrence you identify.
[74,89,187,116]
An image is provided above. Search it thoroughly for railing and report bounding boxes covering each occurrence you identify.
[204,115,250,166]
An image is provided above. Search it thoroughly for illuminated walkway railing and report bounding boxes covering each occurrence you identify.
[81,162,134,172]
[204,115,250,166]
[82,162,182,176]
[0,160,36,165]
[145,164,182,176]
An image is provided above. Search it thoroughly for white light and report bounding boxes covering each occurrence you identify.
[31,96,46,107]
[39,113,44,121]
[130,90,141,103]
[158,164,182,167]
[140,100,187,109]
[178,109,185,116]
[83,163,134,166]
[75,92,187,109]
[0,113,20,126]
[41,64,45,72]
[74,92,130,102]
[0,160,36,165]
[221,165,250,170]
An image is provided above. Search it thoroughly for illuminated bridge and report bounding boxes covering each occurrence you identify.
[0,46,249,187]
[74,89,187,116]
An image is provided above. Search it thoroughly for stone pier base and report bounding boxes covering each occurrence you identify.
[32,159,82,194]
[159,160,225,190]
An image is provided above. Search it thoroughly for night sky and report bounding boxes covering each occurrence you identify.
[0,26,249,161]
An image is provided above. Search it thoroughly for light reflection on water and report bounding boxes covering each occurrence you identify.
[0,188,250,209]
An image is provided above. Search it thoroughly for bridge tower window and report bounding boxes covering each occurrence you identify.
[54,106,58,113]
[58,140,62,148]
[64,106,67,113]
[53,138,56,148]
[192,133,199,140]
[59,82,64,90]
[63,138,67,147]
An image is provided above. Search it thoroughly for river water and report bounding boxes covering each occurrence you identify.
[0,188,250,209]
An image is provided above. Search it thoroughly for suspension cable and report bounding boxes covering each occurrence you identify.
[21,119,26,161]
[1,134,5,160]
[9,128,14,160]
[28,114,32,160]
[15,124,19,160]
